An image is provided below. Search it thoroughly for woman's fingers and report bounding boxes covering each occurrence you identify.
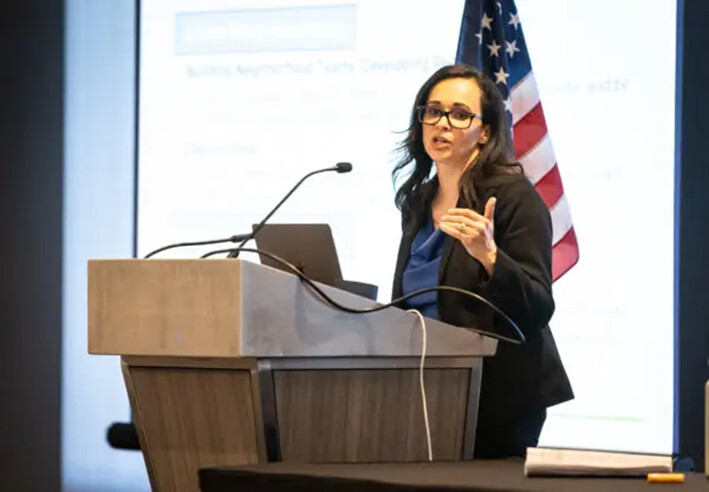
[484,197,496,221]
[438,222,463,239]
[439,219,484,236]
[442,208,490,227]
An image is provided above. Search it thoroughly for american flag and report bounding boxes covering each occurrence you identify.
[456,0,579,281]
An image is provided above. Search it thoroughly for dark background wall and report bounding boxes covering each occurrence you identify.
[676,0,709,473]
[0,1,64,491]
[0,1,706,490]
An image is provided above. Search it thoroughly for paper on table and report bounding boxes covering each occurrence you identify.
[524,447,673,477]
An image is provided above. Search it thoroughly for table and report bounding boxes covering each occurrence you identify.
[199,460,708,492]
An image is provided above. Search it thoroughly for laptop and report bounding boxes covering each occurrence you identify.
[252,223,343,287]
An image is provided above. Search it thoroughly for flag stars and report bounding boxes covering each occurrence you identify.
[496,1,502,14]
[475,30,483,45]
[505,39,520,58]
[481,13,494,30]
[487,40,502,57]
[495,67,510,85]
[508,12,521,29]
[504,97,512,113]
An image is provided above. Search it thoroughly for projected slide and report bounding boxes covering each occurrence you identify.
[138,0,676,454]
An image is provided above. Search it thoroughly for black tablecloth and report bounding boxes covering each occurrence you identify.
[199,460,708,492]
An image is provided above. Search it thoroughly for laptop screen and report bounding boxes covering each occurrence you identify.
[252,223,343,287]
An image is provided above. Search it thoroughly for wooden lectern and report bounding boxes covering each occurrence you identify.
[88,259,497,492]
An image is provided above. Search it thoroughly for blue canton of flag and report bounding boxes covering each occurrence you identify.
[456,0,530,128]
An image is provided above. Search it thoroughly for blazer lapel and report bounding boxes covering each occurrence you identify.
[438,234,456,284]
[392,228,416,300]
[438,195,469,284]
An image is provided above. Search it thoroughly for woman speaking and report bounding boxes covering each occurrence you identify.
[391,64,573,458]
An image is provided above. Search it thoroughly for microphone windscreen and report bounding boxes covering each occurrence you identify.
[335,162,353,173]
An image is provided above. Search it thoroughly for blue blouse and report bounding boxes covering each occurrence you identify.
[401,217,447,320]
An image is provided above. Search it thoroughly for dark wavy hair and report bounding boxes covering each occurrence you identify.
[393,64,521,228]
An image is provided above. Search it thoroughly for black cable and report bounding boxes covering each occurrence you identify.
[144,234,249,259]
[201,246,525,344]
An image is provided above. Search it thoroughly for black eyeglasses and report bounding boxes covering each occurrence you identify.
[416,104,482,129]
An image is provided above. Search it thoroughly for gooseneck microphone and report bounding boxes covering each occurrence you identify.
[334,162,352,173]
[227,162,353,258]
[143,162,352,259]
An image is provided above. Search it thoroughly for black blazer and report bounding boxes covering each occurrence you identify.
[392,173,573,421]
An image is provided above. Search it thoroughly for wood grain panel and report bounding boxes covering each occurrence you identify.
[274,368,470,462]
[126,366,261,492]
[89,259,242,356]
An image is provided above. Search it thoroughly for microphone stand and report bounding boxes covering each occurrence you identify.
[228,162,352,258]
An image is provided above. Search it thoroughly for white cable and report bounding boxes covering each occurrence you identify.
[407,308,432,462]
